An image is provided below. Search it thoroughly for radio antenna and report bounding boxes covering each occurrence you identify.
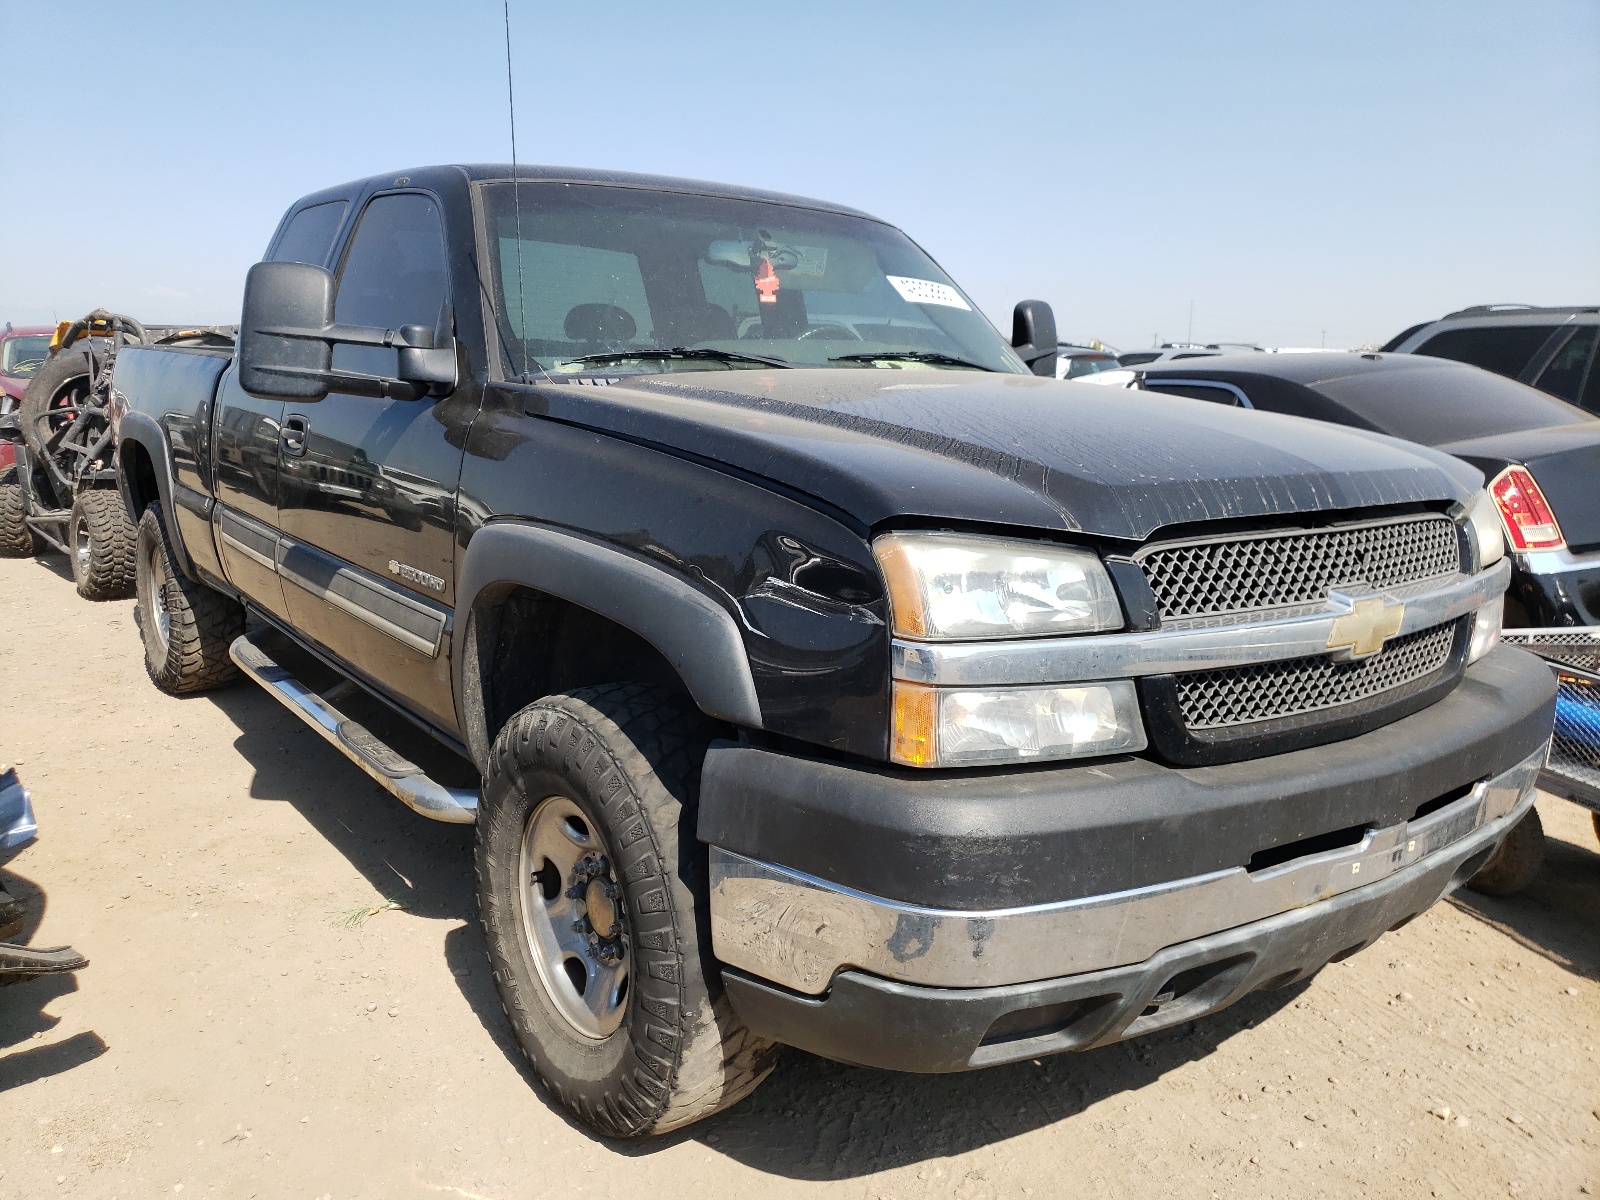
[503,0,529,381]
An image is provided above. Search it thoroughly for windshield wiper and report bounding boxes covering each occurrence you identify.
[828,351,994,371]
[557,347,791,370]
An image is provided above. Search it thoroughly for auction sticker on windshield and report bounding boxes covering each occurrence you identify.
[886,276,971,310]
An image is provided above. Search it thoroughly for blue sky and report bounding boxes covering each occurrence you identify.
[1,1,1595,350]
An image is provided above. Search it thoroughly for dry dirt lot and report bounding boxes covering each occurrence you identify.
[1,552,1597,1199]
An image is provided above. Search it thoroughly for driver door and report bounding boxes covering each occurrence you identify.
[274,191,470,730]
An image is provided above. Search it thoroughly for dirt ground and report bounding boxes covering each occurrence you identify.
[1,552,1597,1200]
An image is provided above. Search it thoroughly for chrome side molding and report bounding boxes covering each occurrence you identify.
[229,633,477,824]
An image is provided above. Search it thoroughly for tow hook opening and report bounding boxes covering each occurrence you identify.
[1083,953,1257,1042]
[1246,823,1372,873]
[1409,778,1480,822]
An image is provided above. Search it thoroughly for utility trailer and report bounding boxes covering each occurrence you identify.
[0,310,233,598]
[1502,629,1600,846]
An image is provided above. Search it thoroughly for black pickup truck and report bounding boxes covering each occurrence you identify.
[111,165,1553,1138]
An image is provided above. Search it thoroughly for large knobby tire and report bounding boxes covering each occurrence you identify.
[19,350,92,461]
[135,503,244,694]
[67,489,137,600]
[477,684,777,1138]
[1467,807,1546,897]
[0,466,39,557]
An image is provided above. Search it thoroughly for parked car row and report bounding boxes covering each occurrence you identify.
[0,163,1590,1139]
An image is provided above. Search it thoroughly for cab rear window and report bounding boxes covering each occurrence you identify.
[269,201,349,267]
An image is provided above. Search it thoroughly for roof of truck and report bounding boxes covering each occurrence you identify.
[291,164,884,224]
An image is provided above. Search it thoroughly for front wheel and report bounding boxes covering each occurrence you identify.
[68,489,136,600]
[1467,807,1545,897]
[135,503,244,694]
[476,684,777,1138]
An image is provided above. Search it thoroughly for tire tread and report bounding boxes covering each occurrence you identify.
[136,503,243,694]
[71,489,137,600]
[477,684,777,1138]
[0,467,38,557]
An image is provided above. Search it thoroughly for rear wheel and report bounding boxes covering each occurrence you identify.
[135,503,243,694]
[476,684,777,1137]
[68,490,136,600]
[0,466,39,557]
[1467,807,1545,897]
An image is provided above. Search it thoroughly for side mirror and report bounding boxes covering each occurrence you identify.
[1011,299,1058,378]
[239,262,335,399]
[238,260,458,401]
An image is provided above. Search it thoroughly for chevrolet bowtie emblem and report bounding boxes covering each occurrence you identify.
[1325,593,1406,660]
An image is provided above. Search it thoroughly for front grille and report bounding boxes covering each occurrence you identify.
[1175,621,1459,731]
[1136,515,1461,621]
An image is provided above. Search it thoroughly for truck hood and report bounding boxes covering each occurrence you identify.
[522,369,1481,543]
[1437,422,1600,553]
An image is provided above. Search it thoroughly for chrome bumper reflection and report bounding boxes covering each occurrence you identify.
[709,744,1545,995]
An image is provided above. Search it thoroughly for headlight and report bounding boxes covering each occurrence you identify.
[1464,488,1505,570]
[873,532,1123,640]
[1468,600,1503,664]
[892,679,1146,767]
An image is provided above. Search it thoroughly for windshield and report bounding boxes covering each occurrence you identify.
[1064,354,1118,378]
[481,182,1025,378]
[1,335,51,377]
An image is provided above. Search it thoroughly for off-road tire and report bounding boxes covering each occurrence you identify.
[1467,807,1545,897]
[19,349,92,461]
[0,466,39,557]
[67,489,136,600]
[135,503,243,694]
[477,684,777,1138]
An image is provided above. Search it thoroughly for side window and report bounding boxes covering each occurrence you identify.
[1583,345,1600,415]
[267,201,348,266]
[1413,325,1561,379]
[1148,382,1243,407]
[1533,325,1599,403]
[333,193,450,378]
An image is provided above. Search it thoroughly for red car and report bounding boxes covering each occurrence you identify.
[0,323,55,470]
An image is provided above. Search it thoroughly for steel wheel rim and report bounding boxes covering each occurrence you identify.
[518,794,629,1039]
[73,516,91,578]
[140,537,171,651]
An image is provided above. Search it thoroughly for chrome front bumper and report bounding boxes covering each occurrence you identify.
[709,744,1545,996]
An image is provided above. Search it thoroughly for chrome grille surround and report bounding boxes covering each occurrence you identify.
[1175,621,1459,732]
[1135,514,1462,622]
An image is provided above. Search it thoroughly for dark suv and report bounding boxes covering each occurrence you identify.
[1383,304,1600,412]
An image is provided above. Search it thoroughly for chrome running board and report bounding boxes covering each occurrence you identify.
[229,633,477,824]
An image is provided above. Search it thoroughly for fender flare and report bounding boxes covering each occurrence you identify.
[453,521,764,760]
[114,411,196,579]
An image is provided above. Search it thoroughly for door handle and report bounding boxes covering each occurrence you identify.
[281,415,308,458]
